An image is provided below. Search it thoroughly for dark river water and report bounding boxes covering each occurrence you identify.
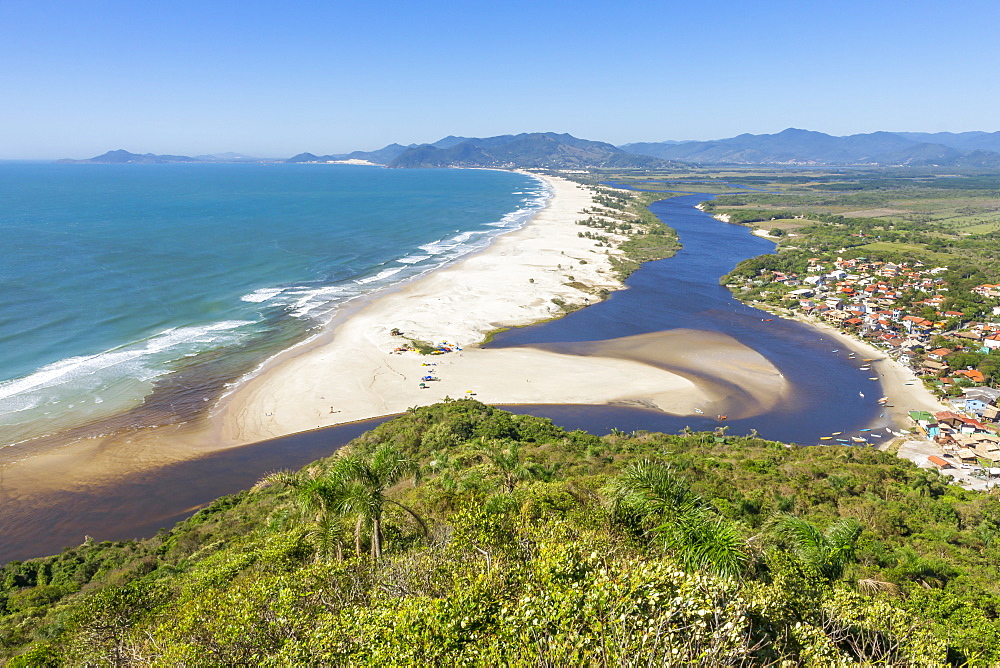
[492,194,881,441]
[1,194,882,563]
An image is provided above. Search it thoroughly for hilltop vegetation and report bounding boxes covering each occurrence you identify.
[3,400,1000,665]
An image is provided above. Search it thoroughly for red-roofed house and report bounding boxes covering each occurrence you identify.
[955,369,986,384]
[927,455,952,469]
[935,411,966,427]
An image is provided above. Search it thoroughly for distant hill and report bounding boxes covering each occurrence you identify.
[388,132,672,169]
[894,131,1000,153]
[286,143,413,164]
[60,150,272,164]
[620,128,1000,167]
[59,149,200,164]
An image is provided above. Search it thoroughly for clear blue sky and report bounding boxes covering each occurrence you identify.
[2,0,998,158]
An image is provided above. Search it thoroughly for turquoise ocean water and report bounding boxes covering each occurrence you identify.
[0,163,546,446]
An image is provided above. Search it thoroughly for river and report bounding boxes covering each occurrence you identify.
[0,193,882,562]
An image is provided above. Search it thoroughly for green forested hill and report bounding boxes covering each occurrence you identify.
[3,401,1000,665]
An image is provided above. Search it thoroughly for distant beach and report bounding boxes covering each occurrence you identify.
[218,175,791,445]
[0,176,948,562]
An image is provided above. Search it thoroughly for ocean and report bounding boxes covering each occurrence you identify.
[0,163,546,447]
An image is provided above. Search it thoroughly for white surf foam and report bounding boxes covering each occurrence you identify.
[355,266,405,285]
[397,254,432,265]
[241,287,285,303]
[0,320,254,404]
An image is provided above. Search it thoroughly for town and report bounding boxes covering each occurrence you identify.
[728,255,1000,485]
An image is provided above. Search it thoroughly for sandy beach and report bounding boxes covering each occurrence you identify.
[0,172,939,560]
[219,174,789,443]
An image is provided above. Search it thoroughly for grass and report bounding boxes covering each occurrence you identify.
[855,241,955,264]
[407,339,437,355]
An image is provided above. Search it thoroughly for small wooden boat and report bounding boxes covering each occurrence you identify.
[832,431,842,435]
[869,377,879,380]
[820,436,833,440]
[870,433,882,438]
[859,366,871,370]
[852,437,867,443]
[860,428,871,432]
[694,408,704,414]
[863,358,874,361]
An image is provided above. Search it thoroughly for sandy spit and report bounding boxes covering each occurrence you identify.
[218,174,710,444]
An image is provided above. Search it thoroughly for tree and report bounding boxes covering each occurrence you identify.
[335,444,426,560]
[255,468,352,562]
[258,445,426,561]
[771,515,862,581]
[482,439,534,493]
[608,460,747,579]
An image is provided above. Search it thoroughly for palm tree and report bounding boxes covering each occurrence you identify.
[772,515,862,581]
[482,439,534,493]
[334,444,426,560]
[608,460,747,579]
[254,468,351,562]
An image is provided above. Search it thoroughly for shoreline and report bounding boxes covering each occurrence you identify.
[0,174,707,501]
[778,312,947,439]
[217,174,737,444]
[699,200,946,441]
[0,175,943,559]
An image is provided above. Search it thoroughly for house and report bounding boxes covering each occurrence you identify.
[928,455,952,469]
[955,448,980,463]
[984,334,1000,351]
[921,359,946,375]
[927,348,953,361]
[963,387,1000,416]
[935,411,967,428]
[954,369,986,385]
[974,284,1000,297]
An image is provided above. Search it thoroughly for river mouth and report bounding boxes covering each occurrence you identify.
[0,191,886,563]
[486,194,881,441]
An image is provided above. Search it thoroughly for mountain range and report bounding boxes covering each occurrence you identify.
[619,128,1000,167]
[288,132,670,169]
[62,129,1000,169]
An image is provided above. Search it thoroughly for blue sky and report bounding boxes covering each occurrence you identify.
[2,0,998,158]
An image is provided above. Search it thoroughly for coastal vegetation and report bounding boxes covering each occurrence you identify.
[561,181,681,280]
[4,400,1000,664]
